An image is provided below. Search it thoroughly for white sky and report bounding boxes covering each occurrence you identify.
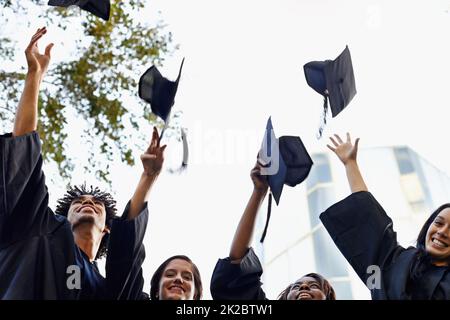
[3,0,450,299]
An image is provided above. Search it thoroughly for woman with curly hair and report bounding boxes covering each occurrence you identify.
[277,273,335,300]
[0,27,165,300]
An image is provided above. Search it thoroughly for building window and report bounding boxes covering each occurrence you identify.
[307,187,335,227]
[312,227,349,278]
[328,280,353,300]
[394,147,426,213]
[306,154,332,188]
[394,147,415,175]
[399,173,426,213]
[306,153,334,227]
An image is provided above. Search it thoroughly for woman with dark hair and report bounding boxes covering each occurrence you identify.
[416,203,450,263]
[322,133,450,299]
[149,255,203,300]
[210,162,336,300]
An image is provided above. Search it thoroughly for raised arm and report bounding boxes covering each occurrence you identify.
[105,128,166,298]
[210,162,269,300]
[13,27,54,137]
[229,162,268,262]
[0,27,57,245]
[128,127,167,220]
[321,136,406,294]
[327,132,368,193]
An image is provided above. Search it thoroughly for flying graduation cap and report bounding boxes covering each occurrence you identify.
[258,117,313,242]
[139,58,188,171]
[48,0,111,21]
[303,46,357,139]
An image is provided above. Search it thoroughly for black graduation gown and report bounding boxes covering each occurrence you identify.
[320,191,450,300]
[210,247,267,300]
[107,201,148,300]
[0,132,148,300]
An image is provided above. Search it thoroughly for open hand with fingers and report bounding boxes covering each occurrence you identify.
[327,133,360,165]
[250,162,269,193]
[25,27,54,76]
[141,127,167,176]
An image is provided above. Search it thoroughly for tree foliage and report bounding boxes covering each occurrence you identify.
[0,0,176,183]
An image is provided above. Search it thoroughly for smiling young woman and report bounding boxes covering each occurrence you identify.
[321,133,450,300]
[150,255,203,300]
[277,273,336,300]
[420,205,450,265]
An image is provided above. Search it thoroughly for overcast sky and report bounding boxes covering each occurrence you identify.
[3,0,450,299]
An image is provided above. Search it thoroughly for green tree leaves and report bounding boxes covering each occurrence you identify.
[0,0,175,185]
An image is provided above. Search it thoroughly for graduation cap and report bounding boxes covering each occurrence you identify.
[304,46,356,139]
[139,59,188,171]
[139,58,184,123]
[258,117,313,242]
[48,0,111,21]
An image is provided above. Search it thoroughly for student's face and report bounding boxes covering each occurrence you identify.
[158,259,196,300]
[425,208,450,265]
[286,276,327,300]
[67,195,108,232]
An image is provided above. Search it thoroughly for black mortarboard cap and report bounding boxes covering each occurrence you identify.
[304,46,356,138]
[139,58,185,123]
[279,136,314,187]
[48,0,111,21]
[258,118,313,242]
[139,59,188,173]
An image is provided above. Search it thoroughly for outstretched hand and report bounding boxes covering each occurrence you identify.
[250,162,269,193]
[327,133,360,165]
[141,127,167,176]
[25,27,54,76]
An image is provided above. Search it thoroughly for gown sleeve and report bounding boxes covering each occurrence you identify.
[210,247,267,300]
[319,191,405,284]
[0,132,56,246]
[105,200,149,300]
